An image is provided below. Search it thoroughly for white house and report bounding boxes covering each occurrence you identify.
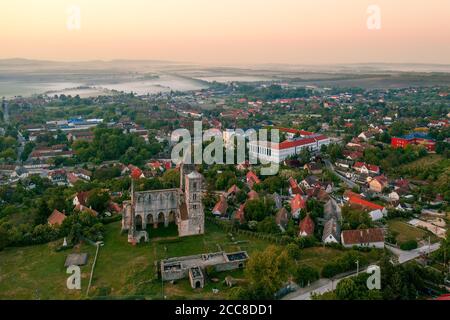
[322,218,340,244]
[341,228,385,249]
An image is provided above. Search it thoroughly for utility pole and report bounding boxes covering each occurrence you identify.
[356,260,359,276]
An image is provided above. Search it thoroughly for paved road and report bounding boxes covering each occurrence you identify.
[385,243,441,264]
[285,242,441,300]
[324,159,358,189]
[286,267,371,300]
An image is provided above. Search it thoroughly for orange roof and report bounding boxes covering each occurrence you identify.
[348,195,385,211]
[276,127,314,136]
[234,204,246,224]
[291,194,307,213]
[47,209,66,226]
[213,195,228,216]
[246,171,261,184]
[227,184,240,195]
[299,214,315,236]
[131,167,143,180]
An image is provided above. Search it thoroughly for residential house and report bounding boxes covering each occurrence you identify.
[300,175,320,189]
[335,159,353,170]
[324,198,342,221]
[322,218,340,244]
[341,228,385,248]
[272,192,282,210]
[358,130,376,141]
[73,168,92,181]
[275,207,290,232]
[291,194,307,219]
[47,209,67,226]
[130,166,145,180]
[288,177,303,195]
[48,169,67,185]
[246,171,261,189]
[394,178,410,195]
[73,191,89,207]
[226,184,240,198]
[212,195,228,217]
[343,150,363,161]
[299,214,315,237]
[233,204,246,224]
[353,162,380,175]
[347,195,387,221]
[369,175,388,193]
[306,187,330,202]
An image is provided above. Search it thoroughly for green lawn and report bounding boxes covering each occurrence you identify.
[0,221,382,300]
[0,221,276,300]
[387,219,437,244]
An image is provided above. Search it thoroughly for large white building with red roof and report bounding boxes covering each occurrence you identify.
[248,128,331,163]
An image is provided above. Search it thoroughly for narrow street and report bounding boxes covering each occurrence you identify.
[285,243,441,300]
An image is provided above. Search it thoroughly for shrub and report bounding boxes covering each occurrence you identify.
[400,240,418,251]
[295,265,320,287]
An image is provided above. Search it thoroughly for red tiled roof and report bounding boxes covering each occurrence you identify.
[246,171,261,184]
[227,184,240,195]
[276,127,314,136]
[47,209,66,226]
[234,204,246,224]
[299,214,315,236]
[372,175,388,185]
[131,167,143,180]
[75,191,89,206]
[291,194,307,213]
[341,228,384,245]
[353,162,380,173]
[213,195,228,216]
[348,196,385,211]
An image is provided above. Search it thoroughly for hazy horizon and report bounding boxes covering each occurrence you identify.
[1,0,449,65]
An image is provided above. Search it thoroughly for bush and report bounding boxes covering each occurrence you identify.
[400,240,418,251]
[286,243,301,260]
[295,265,320,287]
[321,251,367,278]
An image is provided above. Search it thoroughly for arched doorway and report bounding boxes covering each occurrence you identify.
[157,212,165,227]
[168,211,176,224]
[195,281,201,289]
[147,214,154,225]
[135,215,143,230]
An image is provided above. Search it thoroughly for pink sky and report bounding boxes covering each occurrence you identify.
[0,0,449,64]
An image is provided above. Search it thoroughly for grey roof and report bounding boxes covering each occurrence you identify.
[187,171,202,179]
[64,253,89,267]
[322,218,340,242]
[324,198,342,220]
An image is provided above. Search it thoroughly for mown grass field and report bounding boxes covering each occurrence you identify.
[0,221,380,300]
[387,219,440,244]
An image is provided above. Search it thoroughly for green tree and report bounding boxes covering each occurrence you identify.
[245,246,294,299]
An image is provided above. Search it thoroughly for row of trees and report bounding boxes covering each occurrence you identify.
[72,126,162,165]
